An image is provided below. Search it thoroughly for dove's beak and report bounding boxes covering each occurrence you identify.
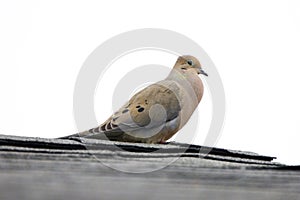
[197,68,208,76]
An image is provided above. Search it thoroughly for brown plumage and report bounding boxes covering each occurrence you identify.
[61,55,208,143]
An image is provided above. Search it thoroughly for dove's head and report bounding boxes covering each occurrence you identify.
[174,55,208,76]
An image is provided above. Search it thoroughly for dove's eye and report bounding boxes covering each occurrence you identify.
[187,60,193,66]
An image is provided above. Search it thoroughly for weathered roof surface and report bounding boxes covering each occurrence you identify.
[0,134,299,200]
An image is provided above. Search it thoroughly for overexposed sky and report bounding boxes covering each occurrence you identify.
[0,0,300,165]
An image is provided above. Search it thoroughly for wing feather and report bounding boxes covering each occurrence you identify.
[99,81,181,135]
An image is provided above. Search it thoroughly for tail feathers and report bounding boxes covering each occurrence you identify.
[58,127,123,141]
[57,133,79,139]
[57,127,100,140]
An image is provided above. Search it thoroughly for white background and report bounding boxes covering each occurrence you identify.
[0,0,299,165]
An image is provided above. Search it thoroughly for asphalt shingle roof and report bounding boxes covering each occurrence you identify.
[0,134,299,200]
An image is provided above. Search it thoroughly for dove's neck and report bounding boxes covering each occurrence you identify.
[166,69,204,103]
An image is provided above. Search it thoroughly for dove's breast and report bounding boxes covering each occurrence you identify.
[165,74,203,129]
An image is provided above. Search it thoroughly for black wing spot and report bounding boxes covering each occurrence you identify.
[138,107,144,112]
[122,109,129,114]
[112,117,119,122]
[136,105,141,108]
[145,100,148,104]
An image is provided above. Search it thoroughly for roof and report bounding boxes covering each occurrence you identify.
[0,134,299,200]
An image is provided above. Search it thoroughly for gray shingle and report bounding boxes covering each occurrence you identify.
[0,134,299,200]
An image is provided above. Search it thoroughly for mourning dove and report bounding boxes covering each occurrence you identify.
[62,55,208,143]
